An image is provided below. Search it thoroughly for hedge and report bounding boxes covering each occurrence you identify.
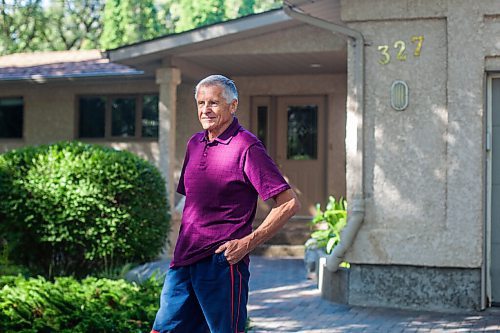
[0,141,170,277]
[0,274,162,333]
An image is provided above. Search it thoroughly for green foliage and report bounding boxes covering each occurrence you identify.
[308,196,347,254]
[0,141,170,278]
[43,0,105,51]
[0,0,105,54]
[1,0,283,55]
[0,241,30,277]
[100,0,167,50]
[0,274,162,332]
[0,0,46,54]
[171,0,227,32]
[237,0,256,17]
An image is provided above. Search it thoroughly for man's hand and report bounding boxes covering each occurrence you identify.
[215,238,253,265]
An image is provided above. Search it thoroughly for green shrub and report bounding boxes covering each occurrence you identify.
[307,196,347,254]
[0,141,170,277]
[0,274,162,332]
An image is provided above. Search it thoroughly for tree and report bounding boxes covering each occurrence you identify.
[0,0,283,55]
[238,0,256,17]
[0,0,45,54]
[100,0,167,50]
[43,0,104,51]
[170,0,226,33]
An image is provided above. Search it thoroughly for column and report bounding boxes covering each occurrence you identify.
[156,67,181,227]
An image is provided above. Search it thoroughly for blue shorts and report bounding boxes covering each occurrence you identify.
[151,252,250,333]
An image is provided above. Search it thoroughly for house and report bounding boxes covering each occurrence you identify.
[0,9,347,260]
[1,0,500,313]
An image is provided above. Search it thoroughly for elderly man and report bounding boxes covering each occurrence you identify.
[151,75,300,333]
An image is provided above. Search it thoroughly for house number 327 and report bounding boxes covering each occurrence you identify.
[377,36,424,65]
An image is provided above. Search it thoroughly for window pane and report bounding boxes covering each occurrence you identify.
[0,98,23,138]
[142,95,159,138]
[112,97,136,137]
[257,106,268,147]
[79,97,106,138]
[287,105,318,160]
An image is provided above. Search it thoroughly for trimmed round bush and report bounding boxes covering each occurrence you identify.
[0,141,170,277]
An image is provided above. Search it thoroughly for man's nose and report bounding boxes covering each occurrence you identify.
[200,104,211,113]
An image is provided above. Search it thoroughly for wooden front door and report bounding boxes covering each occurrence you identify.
[251,96,327,220]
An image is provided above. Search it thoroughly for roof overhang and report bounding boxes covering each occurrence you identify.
[0,50,144,83]
[107,9,297,66]
[106,7,347,82]
[0,71,144,83]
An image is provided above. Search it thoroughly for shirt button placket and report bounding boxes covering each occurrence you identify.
[199,143,209,169]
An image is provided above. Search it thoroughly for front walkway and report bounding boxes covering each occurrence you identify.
[247,256,500,332]
[127,256,500,332]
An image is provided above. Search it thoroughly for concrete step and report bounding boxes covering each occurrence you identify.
[252,244,305,258]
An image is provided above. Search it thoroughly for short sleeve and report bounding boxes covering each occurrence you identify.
[243,142,290,201]
[176,144,190,196]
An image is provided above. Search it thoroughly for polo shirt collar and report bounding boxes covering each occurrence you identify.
[200,117,241,145]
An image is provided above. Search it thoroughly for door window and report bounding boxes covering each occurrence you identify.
[287,105,318,160]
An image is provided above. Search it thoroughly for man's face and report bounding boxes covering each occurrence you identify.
[196,84,237,135]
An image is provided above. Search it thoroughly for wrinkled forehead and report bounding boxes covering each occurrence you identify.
[195,83,226,99]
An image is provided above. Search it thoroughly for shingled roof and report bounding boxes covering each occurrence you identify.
[0,49,143,81]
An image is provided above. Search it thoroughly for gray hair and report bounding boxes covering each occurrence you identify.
[194,74,238,103]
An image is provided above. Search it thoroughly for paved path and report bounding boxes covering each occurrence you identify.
[247,257,500,333]
[127,256,500,332]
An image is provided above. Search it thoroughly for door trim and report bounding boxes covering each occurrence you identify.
[485,73,500,308]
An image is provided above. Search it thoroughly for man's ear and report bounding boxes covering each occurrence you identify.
[230,99,238,114]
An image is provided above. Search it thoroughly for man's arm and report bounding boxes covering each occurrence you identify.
[215,188,300,265]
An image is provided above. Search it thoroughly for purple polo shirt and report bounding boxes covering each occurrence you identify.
[171,117,290,267]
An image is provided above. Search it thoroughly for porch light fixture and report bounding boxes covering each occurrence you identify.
[390,80,409,111]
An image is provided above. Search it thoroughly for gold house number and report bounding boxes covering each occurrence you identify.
[378,35,424,65]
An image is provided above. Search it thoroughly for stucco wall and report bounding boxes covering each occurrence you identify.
[0,78,160,164]
[341,0,500,268]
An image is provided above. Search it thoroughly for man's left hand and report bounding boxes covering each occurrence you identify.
[215,237,253,265]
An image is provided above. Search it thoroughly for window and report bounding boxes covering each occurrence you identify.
[79,97,105,138]
[142,95,159,138]
[78,94,159,139]
[257,105,268,147]
[287,105,318,160]
[111,97,136,137]
[0,97,23,139]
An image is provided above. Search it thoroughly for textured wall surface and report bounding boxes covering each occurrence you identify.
[342,0,498,268]
[348,264,482,312]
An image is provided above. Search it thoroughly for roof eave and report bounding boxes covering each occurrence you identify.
[0,70,144,83]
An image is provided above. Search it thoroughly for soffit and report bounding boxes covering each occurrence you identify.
[174,51,346,82]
